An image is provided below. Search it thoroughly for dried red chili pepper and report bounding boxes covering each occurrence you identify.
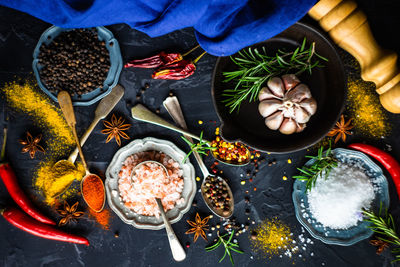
[1,206,89,246]
[124,51,182,69]
[0,128,55,225]
[152,51,206,80]
[152,59,196,80]
[348,143,400,199]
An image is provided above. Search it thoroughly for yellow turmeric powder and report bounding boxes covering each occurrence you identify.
[3,80,83,204]
[250,218,295,258]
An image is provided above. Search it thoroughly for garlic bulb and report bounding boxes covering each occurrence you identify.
[258,74,317,135]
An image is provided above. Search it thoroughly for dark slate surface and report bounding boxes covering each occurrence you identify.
[0,1,400,266]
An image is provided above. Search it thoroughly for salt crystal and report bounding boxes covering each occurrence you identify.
[308,163,375,229]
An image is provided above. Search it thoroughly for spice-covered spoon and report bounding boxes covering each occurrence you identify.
[163,96,234,218]
[57,91,106,212]
[50,85,125,198]
[131,161,186,262]
[131,104,250,166]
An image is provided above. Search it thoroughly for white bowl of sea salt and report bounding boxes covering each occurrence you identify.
[292,148,390,246]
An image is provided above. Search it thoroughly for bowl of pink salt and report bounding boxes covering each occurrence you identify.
[105,137,196,230]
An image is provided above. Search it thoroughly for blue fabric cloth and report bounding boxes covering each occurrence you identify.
[0,0,316,56]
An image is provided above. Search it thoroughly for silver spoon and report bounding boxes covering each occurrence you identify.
[131,103,250,166]
[131,160,186,262]
[163,97,234,218]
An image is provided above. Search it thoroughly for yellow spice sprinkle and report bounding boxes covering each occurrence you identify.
[346,77,391,138]
[241,180,246,185]
[287,159,292,164]
[198,120,203,125]
[196,177,201,182]
[282,176,287,181]
[250,218,295,258]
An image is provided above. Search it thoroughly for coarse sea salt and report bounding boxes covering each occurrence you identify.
[307,162,375,229]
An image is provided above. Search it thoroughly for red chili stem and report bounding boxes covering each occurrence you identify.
[2,206,89,246]
[0,163,56,225]
[348,143,400,199]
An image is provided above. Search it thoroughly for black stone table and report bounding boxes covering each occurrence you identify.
[0,1,400,266]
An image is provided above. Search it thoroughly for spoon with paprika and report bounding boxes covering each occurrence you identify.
[58,91,105,212]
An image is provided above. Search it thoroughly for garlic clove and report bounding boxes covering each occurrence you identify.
[279,118,297,135]
[282,74,300,91]
[267,77,285,98]
[258,99,282,118]
[259,87,276,101]
[265,111,284,130]
[296,123,306,133]
[294,106,310,124]
[285,84,311,103]
[299,97,317,115]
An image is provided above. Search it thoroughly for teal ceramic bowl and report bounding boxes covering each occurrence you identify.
[32,26,122,106]
[292,148,390,246]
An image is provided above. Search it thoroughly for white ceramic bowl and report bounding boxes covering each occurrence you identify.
[105,137,196,230]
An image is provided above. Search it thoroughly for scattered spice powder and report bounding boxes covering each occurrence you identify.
[250,218,295,258]
[346,77,391,138]
[89,208,110,230]
[2,80,81,204]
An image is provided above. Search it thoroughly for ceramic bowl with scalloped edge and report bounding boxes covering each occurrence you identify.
[292,148,390,246]
[105,137,196,230]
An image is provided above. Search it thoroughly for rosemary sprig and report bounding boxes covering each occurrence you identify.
[293,143,338,191]
[181,131,215,163]
[222,38,328,113]
[205,231,244,266]
[363,205,400,262]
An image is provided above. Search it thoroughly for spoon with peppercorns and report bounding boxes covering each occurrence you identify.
[163,96,234,218]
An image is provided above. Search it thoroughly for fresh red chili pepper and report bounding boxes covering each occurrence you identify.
[0,128,55,225]
[124,51,182,69]
[0,163,55,225]
[152,59,196,80]
[348,143,400,199]
[1,206,89,246]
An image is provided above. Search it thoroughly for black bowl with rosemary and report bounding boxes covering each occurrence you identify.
[211,22,346,153]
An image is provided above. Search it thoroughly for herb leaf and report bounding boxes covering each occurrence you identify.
[293,142,338,191]
[181,131,216,163]
[222,38,327,113]
[205,231,243,266]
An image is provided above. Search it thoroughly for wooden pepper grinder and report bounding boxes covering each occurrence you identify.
[309,0,400,113]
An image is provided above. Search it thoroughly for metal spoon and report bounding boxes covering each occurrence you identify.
[131,104,250,166]
[163,97,234,218]
[50,85,124,198]
[58,91,105,212]
[131,161,186,262]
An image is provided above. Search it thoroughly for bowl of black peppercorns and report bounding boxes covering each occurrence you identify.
[33,26,122,106]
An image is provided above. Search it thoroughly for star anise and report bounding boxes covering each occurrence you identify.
[370,239,389,255]
[19,132,45,159]
[327,115,354,143]
[101,114,131,146]
[57,201,84,226]
[185,213,210,242]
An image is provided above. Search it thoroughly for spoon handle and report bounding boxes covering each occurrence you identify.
[155,198,186,262]
[68,85,125,163]
[163,97,210,178]
[131,104,210,143]
[57,91,89,172]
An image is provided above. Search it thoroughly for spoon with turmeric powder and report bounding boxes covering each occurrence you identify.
[58,91,106,212]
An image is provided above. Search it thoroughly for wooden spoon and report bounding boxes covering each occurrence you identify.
[58,91,105,212]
